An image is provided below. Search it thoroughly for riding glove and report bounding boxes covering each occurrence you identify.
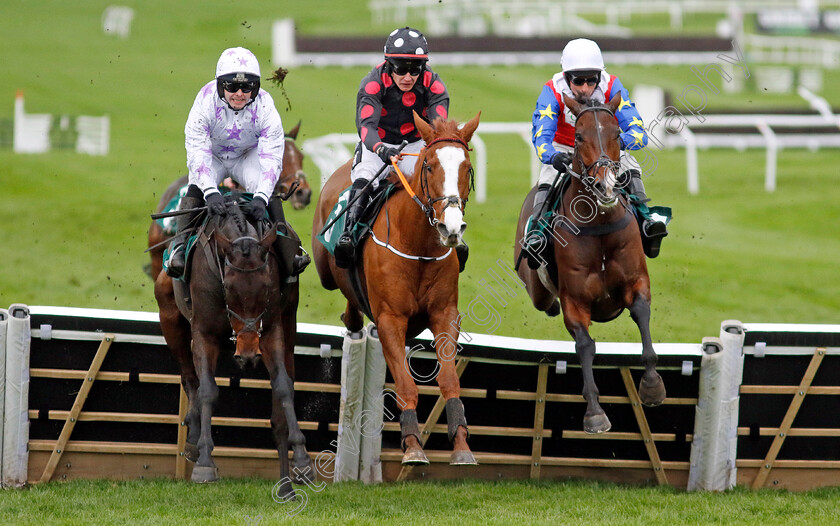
[551,152,572,173]
[205,192,227,217]
[375,144,400,164]
[247,197,267,223]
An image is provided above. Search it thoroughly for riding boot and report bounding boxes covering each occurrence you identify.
[525,184,552,270]
[627,172,668,258]
[334,179,371,269]
[267,198,310,277]
[165,195,203,279]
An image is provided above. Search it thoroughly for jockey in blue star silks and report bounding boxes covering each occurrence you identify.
[333,27,457,269]
[526,38,668,260]
[166,46,308,279]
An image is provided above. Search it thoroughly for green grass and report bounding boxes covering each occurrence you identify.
[1,478,839,525]
[2,1,839,346]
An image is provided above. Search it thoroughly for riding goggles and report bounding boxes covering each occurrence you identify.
[569,74,599,87]
[222,80,257,93]
[389,59,424,76]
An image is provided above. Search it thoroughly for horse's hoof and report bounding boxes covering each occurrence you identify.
[546,300,561,317]
[639,374,666,407]
[584,413,612,434]
[401,449,430,465]
[190,465,219,483]
[183,442,199,463]
[292,458,315,485]
[450,450,478,466]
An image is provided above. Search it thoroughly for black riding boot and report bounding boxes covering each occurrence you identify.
[455,241,469,273]
[166,195,203,279]
[267,199,310,277]
[524,184,552,270]
[627,172,667,258]
[334,179,371,269]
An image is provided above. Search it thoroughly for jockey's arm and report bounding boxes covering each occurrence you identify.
[532,84,562,164]
[610,77,649,151]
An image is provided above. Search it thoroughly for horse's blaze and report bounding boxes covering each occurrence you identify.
[436,146,467,245]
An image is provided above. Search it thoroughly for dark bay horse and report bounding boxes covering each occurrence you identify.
[154,196,312,493]
[312,111,481,465]
[146,121,311,280]
[514,94,666,434]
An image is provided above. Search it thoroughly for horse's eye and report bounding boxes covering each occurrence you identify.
[575,133,583,142]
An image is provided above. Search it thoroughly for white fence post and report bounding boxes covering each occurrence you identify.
[0,309,7,485]
[688,320,745,491]
[2,304,30,488]
[334,329,367,482]
[272,18,298,68]
[359,324,386,484]
[13,92,51,154]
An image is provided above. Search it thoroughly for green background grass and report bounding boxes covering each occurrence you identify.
[1,1,838,346]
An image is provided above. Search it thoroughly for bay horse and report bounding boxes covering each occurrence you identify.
[312,111,481,465]
[146,121,311,280]
[514,94,666,434]
[154,195,312,494]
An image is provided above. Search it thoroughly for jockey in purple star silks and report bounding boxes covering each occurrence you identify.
[332,27,464,268]
[526,38,668,260]
[166,46,308,279]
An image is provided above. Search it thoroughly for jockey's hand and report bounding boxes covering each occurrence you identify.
[205,192,227,217]
[246,197,267,223]
[551,152,572,173]
[375,144,400,164]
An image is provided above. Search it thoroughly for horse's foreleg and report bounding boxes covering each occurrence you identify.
[190,337,220,483]
[263,307,313,493]
[377,312,426,465]
[429,309,476,466]
[563,299,611,434]
[155,272,200,461]
[628,293,666,406]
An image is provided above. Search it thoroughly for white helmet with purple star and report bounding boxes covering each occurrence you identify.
[215,47,261,104]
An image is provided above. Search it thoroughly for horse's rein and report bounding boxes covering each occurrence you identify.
[390,138,471,227]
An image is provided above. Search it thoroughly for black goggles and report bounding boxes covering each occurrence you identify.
[222,80,257,93]
[569,74,599,87]
[389,60,423,76]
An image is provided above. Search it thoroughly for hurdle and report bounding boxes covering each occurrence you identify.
[2,305,839,491]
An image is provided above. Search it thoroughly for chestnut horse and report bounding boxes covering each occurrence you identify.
[312,112,481,465]
[154,195,312,494]
[146,121,311,280]
[514,94,666,434]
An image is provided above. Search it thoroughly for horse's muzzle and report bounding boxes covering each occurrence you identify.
[436,221,466,248]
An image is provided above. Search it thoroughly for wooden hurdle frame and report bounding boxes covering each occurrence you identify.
[7,307,840,491]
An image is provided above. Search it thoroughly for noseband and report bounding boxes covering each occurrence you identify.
[415,137,474,228]
[569,106,621,191]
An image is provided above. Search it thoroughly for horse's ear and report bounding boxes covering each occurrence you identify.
[458,111,481,144]
[260,223,277,254]
[607,93,622,114]
[286,120,301,140]
[216,230,232,255]
[414,110,434,143]
[562,94,583,117]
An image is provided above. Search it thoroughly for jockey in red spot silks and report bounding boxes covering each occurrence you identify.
[166,46,309,279]
[334,27,467,269]
[525,38,668,265]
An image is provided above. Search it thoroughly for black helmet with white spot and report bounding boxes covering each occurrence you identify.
[384,27,429,61]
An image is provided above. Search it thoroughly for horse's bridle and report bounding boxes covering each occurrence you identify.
[414,136,475,228]
[220,235,270,342]
[568,106,622,192]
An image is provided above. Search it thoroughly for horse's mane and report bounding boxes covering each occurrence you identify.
[219,193,252,238]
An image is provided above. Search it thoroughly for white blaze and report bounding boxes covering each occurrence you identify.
[436,146,466,234]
